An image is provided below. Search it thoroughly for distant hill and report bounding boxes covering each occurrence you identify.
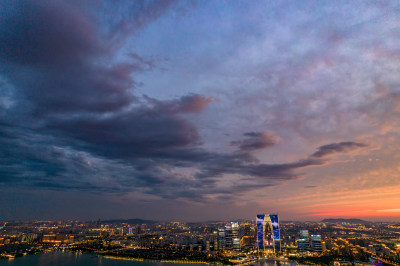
[321,218,369,224]
[102,218,157,224]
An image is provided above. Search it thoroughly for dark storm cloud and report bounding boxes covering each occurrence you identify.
[0,0,179,66]
[195,156,325,188]
[311,141,367,158]
[143,94,213,114]
[0,125,64,184]
[0,0,181,115]
[0,1,102,66]
[0,112,328,201]
[0,0,188,193]
[0,1,128,114]
[231,131,279,152]
[0,122,137,193]
[48,96,206,159]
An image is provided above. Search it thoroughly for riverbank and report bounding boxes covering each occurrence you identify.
[103,255,144,261]
[102,254,211,264]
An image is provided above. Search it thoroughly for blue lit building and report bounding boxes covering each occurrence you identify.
[256,214,281,254]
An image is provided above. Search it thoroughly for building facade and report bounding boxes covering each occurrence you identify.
[256,214,281,254]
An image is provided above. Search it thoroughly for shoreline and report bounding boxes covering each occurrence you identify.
[1,249,299,265]
[102,254,211,264]
[160,260,209,264]
[103,255,144,261]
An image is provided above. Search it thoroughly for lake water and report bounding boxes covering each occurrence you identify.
[0,251,298,266]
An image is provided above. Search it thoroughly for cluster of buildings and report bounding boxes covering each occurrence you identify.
[296,230,323,253]
[1,216,399,264]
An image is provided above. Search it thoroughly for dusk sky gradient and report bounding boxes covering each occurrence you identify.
[1,0,400,222]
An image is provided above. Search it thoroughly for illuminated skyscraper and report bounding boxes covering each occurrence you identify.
[225,225,232,249]
[256,214,281,254]
[217,228,226,250]
[244,221,251,236]
[311,235,322,252]
[297,230,310,253]
[220,222,243,251]
[231,222,240,250]
[231,222,239,238]
[241,221,254,250]
[297,238,309,253]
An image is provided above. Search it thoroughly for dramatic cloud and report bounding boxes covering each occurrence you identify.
[311,142,367,158]
[48,96,206,159]
[143,94,213,114]
[0,2,127,115]
[0,1,101,66]
[231,131,279,152]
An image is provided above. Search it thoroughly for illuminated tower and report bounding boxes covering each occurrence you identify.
[231,222,240,250]
[297,230,310,253]
[217,228,226,250]
[256,214,281,255]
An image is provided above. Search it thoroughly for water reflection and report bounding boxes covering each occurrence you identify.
[0,252,298,266]
[0,251,207,266]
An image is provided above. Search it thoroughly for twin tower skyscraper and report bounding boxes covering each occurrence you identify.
[256,214,281,254]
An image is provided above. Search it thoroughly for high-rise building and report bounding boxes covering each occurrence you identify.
[232,222,239,239]
[297,230,310,253]
[225,225,233,249]
[311,235,322,252]
[244,221,251,236]
[214,239,218,251]
[256,214,281,254]
[233,237,240,250]
[206,240,210,251]
[241,221,255,250]
[297,238,309,253]
[217,228,226,250]
[217,222,241,251]
[231,222,240,250]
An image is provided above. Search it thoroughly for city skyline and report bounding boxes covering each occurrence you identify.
[1,1,400,222]
[2,218,398,264]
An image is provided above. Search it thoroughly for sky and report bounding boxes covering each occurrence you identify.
[1,0,400,222]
